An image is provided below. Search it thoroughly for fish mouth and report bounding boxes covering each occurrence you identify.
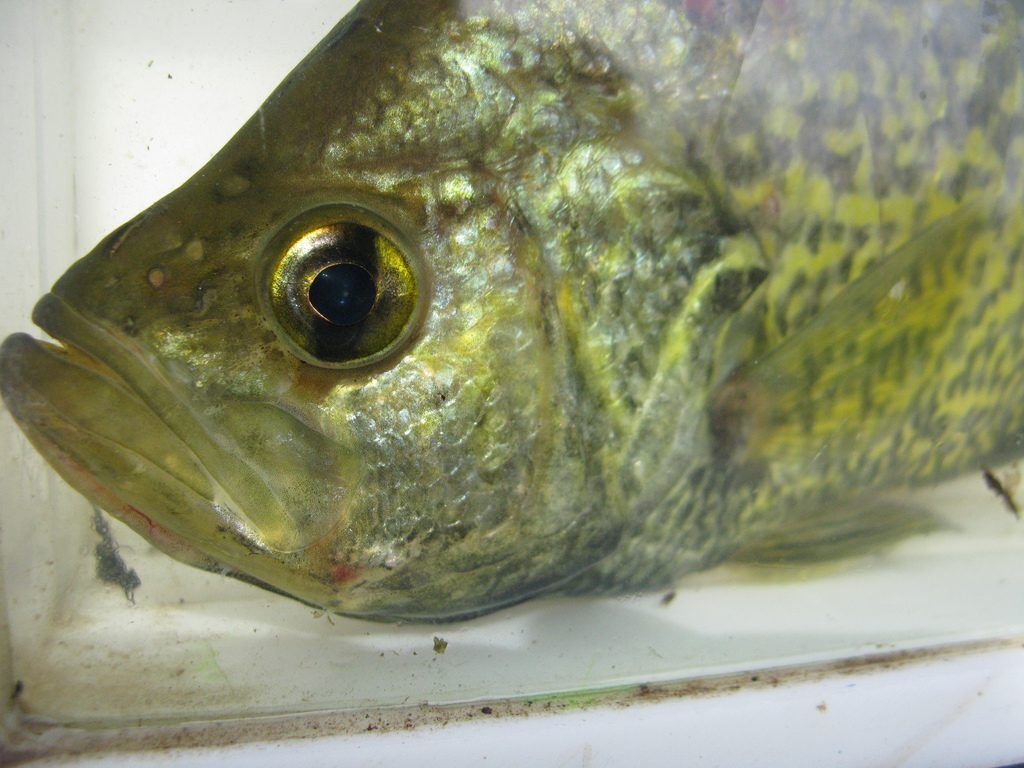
[0,294,259,570]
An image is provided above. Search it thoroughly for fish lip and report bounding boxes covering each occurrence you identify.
[0,329,222,568]
[2,297,144,433]
[11,293,346,555]
[24,299,134,392]
[0,294,237,540]
[26,292,178,429]
[1,295,356,608]
[19,291,228,493]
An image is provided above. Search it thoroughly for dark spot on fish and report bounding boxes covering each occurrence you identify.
[92,508,141,603]
[806,221,823,253]
[982,468,1020,517]
[723,152,762,184]
[838,253,854,283]
[480,706,493,714]
[11,680,23,701]
[850,226,872,252]
[433,636,448,654]
[193,282,217,315]
[711,265,765,314]
[950,163,971,202]
[660,590,676,606]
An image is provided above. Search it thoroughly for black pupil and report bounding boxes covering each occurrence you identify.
[308,263,377,326]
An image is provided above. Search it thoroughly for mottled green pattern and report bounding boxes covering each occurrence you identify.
[558,0,1024,589]
[1,0,1022,619]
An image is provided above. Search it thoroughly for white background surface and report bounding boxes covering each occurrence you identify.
[0,1,1023,765]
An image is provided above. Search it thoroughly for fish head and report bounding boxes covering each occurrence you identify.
[0,0,629,620]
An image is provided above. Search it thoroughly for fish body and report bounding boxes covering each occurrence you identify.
[1,0,1022,620]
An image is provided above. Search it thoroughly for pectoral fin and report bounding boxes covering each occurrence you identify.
[712,204,1024,493]
[730,498,941,568]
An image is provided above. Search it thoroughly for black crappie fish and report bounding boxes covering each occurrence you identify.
[1,0,1022,621]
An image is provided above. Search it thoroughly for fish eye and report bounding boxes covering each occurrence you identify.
[262,206,422,368]
[308,262,377,326]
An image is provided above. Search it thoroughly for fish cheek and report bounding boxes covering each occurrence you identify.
[312,328,519,597]
[335,276,613,615]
